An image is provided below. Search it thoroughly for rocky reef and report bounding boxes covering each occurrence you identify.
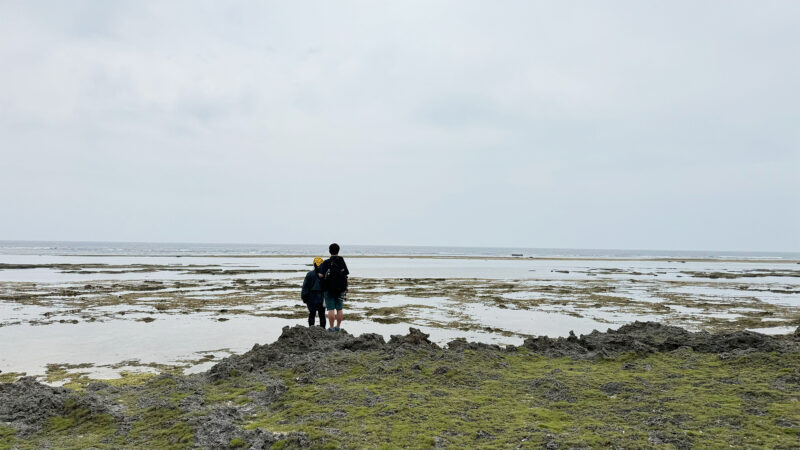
[2,322,799,449]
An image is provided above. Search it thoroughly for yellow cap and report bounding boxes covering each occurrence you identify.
[313,257,324,267]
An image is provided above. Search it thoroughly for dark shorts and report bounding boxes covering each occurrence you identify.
[324,291,344,311]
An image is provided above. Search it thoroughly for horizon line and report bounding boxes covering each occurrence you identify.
[0,239,798,255]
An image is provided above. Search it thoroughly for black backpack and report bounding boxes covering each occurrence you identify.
[325,257,348,294]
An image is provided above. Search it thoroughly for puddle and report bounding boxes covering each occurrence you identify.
[665,284,800,306]
[461,304,609,337]
[0,315,292,378]
[373,294,452,307]
[746,325,797,335]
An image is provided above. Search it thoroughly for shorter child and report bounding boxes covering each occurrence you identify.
[301,257,326,327]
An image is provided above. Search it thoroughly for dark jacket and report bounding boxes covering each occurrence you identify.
[318,256,349,293]
[301,269,323,305]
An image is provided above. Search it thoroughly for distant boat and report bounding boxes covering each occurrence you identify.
[511,253,523,257]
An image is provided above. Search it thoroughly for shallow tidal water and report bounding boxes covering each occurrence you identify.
[1,249,798,381]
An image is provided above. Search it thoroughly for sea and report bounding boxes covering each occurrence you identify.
[1,240,797,260]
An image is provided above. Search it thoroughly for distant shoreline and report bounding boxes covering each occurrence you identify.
[38,253,800,264]
[2,240,799,262]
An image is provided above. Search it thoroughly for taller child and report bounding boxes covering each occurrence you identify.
[317,243,349,331]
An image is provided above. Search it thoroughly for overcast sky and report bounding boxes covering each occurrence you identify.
[1,1,798,251]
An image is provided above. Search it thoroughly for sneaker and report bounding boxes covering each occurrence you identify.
[327,327,335,332]
[334,327,340,332]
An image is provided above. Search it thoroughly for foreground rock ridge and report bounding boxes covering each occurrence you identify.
[2,322,800,449]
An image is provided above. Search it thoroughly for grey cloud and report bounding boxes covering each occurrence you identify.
[0,0,797,251]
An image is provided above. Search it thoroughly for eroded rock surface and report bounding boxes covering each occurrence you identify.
[0,376,118,436]
[0,377,73,434]
[2,323,800,449]
[523,321,800,358]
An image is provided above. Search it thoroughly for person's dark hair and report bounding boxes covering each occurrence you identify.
[329,243,340,255]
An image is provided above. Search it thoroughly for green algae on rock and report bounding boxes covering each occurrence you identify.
[1,324,799,449]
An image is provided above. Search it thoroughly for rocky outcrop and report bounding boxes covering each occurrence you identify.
[3,323,799,448]
[0,376,119,436]
[387,327,439,350]
[523,321,800,358]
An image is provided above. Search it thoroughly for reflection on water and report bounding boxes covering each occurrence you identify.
[0,253,797,380]
[0,314,520,380]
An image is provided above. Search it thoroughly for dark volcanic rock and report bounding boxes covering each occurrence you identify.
[192,407,310,449]
[342,333,386,351]
[447,337,502,352]
[523,335,589,358]
[0,377,72,432]
[388,327,439,350]
[207,326,457,383]
[523,321,800,358]
[208,323,800,377]
[0,377,118,436]
[272,325,351,353]
[208,326,433,378]
[208,326,351,378]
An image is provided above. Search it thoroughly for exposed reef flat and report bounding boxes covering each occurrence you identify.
[2,271,798,334]
[1,256,799,381]
[2,323,799,449]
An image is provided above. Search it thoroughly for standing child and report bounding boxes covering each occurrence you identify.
[301,257,326,327]
[317,243,349,331]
